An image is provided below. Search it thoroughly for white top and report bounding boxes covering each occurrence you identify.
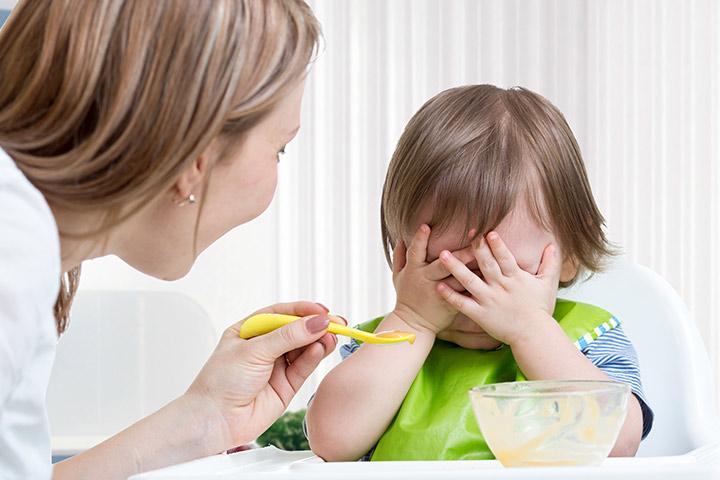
[0,148,59,479]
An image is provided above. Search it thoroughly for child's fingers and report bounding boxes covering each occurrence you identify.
[425,257,450,280]
[406,224,430,267]
[472,236,503,284]
[425,244,473,280]
[392,240,407,274]
[442,276,466,292]
[486,232,520,276]
[437,282,483,318]
[537,243,562,284]
[451,245,476,266]
[439,250,490,298]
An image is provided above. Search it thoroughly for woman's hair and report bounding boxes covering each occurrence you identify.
[381,84,614,286]
[0,0,320,334]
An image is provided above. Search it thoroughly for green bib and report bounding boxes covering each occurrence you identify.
[354,299,618,461]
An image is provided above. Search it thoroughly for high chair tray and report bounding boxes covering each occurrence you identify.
[131,444,720,480]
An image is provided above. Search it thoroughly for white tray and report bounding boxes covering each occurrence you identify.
[131,444,720,480]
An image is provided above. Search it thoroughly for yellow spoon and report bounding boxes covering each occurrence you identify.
[239,313,416,345]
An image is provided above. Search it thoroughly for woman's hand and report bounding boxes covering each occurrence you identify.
[54,301,345,480]
[186,301,345,452]
[436,231,561,346]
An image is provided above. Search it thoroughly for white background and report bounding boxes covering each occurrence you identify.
[75,0,720,415]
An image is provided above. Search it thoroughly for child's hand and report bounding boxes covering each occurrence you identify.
[436,231,562,346]
[392,224,457,334]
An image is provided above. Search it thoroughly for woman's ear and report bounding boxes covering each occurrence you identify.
[559,255,579,283]
[172,151,213,201]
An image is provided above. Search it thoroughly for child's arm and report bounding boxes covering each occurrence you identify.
[509,316,643,456]
[306,314,435,461]
[306,225,457,461]
[437,232,642,457]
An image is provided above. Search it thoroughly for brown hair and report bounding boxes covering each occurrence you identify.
[381,85,614,285]
[0,0,320,334]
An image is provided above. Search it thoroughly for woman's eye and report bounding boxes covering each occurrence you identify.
[276,146,287,163]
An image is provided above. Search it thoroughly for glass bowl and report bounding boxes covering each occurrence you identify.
[469,380,630,467]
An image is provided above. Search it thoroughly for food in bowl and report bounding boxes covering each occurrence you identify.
[469,380,629,467]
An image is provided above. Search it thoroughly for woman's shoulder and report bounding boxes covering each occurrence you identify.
[0,148,60,299]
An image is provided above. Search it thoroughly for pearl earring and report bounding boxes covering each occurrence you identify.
[176,193,196,207]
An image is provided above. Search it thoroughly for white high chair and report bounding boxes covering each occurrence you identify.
[559,256,720,456]
[47,290,217,458]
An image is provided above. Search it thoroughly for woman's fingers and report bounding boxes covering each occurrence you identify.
[274,314,342,364]
[267,356,294,405]
[439,250,489,298]
[285,347,303,364]
[247,314,329,363]
[486,232,520,276]
[226,301,329,337]
[316,331,338,356]
[260,301,329,317]
[321,315,345,354]
[283,341,326,393]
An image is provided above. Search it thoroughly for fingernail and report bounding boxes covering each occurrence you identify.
[488,232,498,241]
[440,251,451,261]
[316,302,330,313]
[306,314,329,334]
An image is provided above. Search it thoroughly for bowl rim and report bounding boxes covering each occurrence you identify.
[469,379,630,398]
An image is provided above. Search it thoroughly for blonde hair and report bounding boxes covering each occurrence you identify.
[381,85,614,285]
[0,0,320,334]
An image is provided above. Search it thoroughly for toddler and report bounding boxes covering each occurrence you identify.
[306,85,653,461]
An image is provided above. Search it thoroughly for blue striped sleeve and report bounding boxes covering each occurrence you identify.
[340,338,361,360]
[582,324,654,440]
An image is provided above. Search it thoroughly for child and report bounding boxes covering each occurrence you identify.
[305,85,653,461]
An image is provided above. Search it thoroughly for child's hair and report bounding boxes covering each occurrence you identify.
[380,84,614,286]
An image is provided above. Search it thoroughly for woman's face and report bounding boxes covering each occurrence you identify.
[116,80,306,280]
[196,80,307,253]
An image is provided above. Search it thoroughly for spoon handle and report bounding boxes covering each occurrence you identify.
[239,313,297,338]
[239,313,371,341]
[239,313,413,345]
[326,322,374,342]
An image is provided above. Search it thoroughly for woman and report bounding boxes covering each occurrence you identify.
[0,1,341,478]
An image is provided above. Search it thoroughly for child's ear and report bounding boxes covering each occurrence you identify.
[559,255,579,283]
